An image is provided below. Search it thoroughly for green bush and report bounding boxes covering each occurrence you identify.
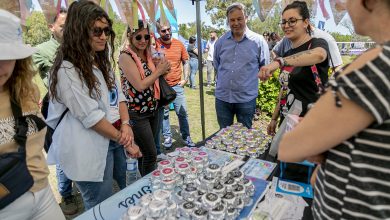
[257,69,280,116]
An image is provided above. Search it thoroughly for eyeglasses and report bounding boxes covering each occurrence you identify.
[279,18,304,27]
[135,34,151,41]
[160,28,171,34]
[92,27,112,37]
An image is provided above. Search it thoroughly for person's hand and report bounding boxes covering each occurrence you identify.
[258,61,280,81]
[310,165,320,187]
[156,59,171,76]
[164,105,170,110]
[307,153,326,165]
[267,119,277,136]
[125,143,142,158]
[178,80,187,87]
[120,124,134,147]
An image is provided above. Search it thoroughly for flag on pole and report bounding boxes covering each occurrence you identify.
[330,0,347,25]
[162,0,176,19]
[139,0,157,23]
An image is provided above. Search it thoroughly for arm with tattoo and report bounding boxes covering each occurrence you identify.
[283,47,327,67]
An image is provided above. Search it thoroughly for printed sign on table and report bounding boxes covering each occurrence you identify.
[240,158,277,180]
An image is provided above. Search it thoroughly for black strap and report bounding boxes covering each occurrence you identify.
[328,50,337,77]
[55,108,69,129]
[10,100,28,153]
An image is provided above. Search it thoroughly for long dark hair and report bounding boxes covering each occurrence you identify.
[50,0,115,100]
[283,1,311,35]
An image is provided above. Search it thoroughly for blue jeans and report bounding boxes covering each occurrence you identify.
[109,140,127,190]
[56,165,72,199]
[215,98,256,129]
[189,58,198,87]
[75,143,115,211]
[162,85,191,140]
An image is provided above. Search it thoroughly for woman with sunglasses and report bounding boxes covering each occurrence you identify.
[260,1,329,139]
[118,20,171,176]
[47,0,140,210]
[279,0,390,218]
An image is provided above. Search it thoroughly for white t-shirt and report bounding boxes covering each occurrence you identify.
[273,28,343,67]
[206,39,217,61]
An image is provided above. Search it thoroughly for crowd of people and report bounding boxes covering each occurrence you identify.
[0,0,389,219]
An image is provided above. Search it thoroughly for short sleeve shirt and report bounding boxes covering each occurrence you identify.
[156,38,189,86]
[313,43,390,219]
[285,38,329,116]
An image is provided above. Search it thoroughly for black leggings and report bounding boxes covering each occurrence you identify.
[130,111,159,176]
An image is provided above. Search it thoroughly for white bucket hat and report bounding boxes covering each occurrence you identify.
[0,9,37,60]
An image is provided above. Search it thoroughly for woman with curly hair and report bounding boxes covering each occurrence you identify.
[47,0,140,210]
[0,9,64,219]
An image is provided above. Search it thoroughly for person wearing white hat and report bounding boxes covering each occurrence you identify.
[0,9,65,220]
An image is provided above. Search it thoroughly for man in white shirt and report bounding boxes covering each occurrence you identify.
[273,25,343,69]
[204,31,218,87]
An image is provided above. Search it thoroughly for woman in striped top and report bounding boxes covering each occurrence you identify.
[278,0,390,219]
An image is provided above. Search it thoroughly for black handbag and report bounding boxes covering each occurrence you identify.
[158,76,176,106]
[0,100,46,209]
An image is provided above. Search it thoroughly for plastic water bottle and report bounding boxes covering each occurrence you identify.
[126,157,139,185]
[159,45,166,58]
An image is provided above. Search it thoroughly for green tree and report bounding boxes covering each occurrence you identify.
[205,0,255,27]
[23,11,51,46]
[112,16,127,50]
[249,3,283,36]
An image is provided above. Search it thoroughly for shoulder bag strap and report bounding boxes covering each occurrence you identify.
[10,99,28,153]
[308,43,325,95]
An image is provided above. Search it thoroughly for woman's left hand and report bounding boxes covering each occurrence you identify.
[258,61,280,81]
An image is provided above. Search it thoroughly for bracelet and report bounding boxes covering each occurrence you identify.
[121,120,131,126]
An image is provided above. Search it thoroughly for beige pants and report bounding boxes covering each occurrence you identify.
[0,185,65,220]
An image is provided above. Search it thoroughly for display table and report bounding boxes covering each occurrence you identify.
[75,144,313,220]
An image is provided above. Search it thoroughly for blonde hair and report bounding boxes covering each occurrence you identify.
[5,57,40,111]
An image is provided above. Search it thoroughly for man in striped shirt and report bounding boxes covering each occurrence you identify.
[156,20,195,148]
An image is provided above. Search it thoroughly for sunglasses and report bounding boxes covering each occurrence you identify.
[279,18,304,27]
[92,27,112,37]
[135,34,151,41]
[160,28,171,34]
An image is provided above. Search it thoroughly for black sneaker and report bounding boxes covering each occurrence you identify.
[60,195,78,215]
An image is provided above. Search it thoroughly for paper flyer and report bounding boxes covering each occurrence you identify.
[240,158,277,180]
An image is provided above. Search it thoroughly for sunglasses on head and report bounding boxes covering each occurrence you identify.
[160,28,171,34]
[92,27,112,37]
[135,34,151,41]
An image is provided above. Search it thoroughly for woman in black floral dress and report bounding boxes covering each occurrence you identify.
[118,20,170,176]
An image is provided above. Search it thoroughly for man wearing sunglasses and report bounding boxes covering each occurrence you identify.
[32,9,79,216]
[155,20,196,148]
[213,3,270,129]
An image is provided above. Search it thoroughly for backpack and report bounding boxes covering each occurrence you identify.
[41,92,68,153]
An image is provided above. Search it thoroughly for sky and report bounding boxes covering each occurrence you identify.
[31,0,351,34]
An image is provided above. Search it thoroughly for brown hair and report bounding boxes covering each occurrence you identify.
[5,57,39,110]
[50,0,115,101]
